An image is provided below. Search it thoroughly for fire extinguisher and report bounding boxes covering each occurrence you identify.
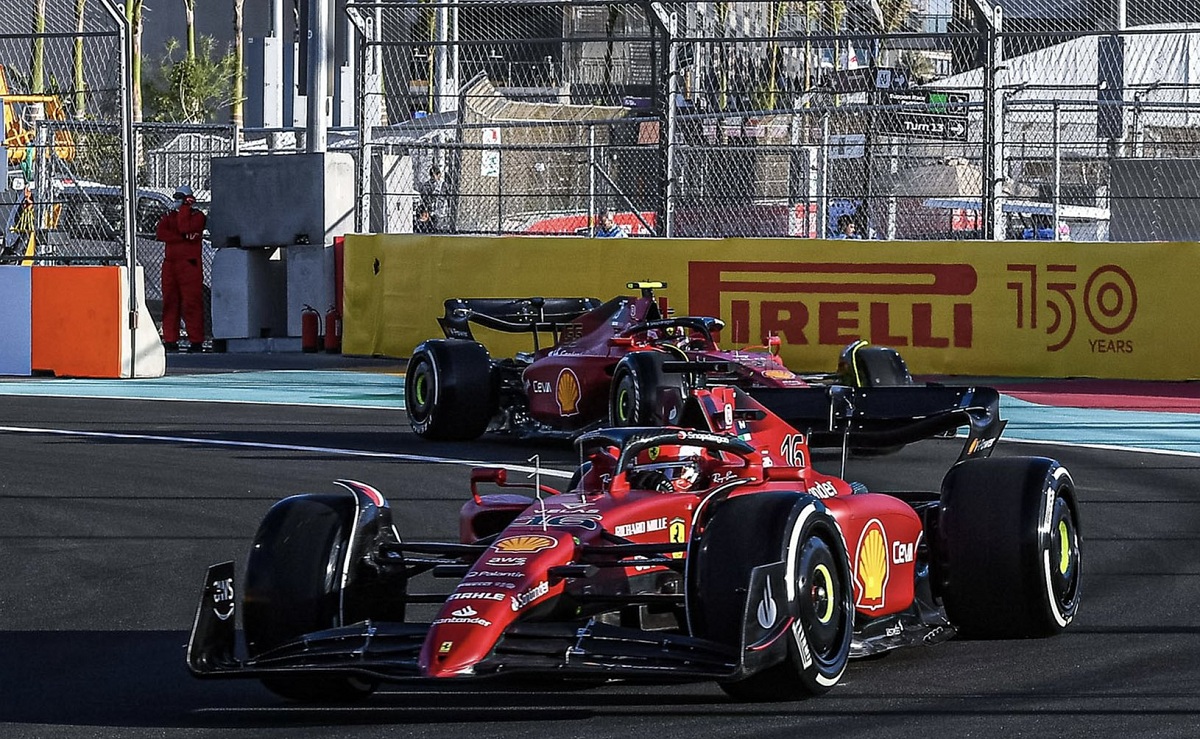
[301,304,320,353]
[324,305,342,354]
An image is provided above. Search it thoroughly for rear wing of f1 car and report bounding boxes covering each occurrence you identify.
[438,297,601,344]
[678,383,1006,463]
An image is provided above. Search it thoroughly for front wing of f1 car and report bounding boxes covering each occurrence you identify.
[188,558,795,685]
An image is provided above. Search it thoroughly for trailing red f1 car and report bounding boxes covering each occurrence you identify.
[188,381,1082,702]
[404,281,914,441]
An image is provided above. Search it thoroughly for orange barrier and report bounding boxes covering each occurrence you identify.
[343,235,1197,381]
[31,266,123,377]
[20,266,165,378]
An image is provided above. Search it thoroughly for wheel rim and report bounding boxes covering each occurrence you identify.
[615,380,634,424]
[1048,497,1081,609]
[811,563,835,624]
[797,535,848,662]
[408,359,434,419]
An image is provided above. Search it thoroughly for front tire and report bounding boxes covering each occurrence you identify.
[938,456,1082,638]
[405,339,496,440]
[242,494,378,702]
[689,493,854,701]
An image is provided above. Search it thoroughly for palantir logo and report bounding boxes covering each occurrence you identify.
[1006,264,1138,352]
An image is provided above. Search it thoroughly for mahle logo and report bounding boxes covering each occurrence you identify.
[688,262,977,349]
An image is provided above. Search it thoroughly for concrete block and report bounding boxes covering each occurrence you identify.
[286,244,336,337]
[211,248,288,339]
[0,266,31,376]
[209,152,356,250]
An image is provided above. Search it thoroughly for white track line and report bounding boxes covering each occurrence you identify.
[998,434,1200,458]
[0,425,575,477]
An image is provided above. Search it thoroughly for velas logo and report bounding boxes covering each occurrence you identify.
[687,261,977,348]
[556,368,581,416]
[855,519,889,611]
[493,535,558,553]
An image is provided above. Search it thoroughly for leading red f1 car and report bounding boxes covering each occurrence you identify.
[404,281,914,442]
[188,381,1082,702]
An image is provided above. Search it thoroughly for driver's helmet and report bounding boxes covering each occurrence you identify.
[629,445,706,492]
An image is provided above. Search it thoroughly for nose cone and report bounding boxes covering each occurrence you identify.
[419,531,573,677]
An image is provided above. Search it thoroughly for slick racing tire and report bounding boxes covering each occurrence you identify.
[837,340,913,388]
[406,339,496,441]
[609,351,687,427]
[243,494,379,703]
[938,456,1082,638]
[688,492,854,701]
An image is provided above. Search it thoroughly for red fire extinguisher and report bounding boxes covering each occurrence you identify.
[301,304,320,353]
[324,305,342,354]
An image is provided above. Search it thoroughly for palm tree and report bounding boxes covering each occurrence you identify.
[753,2,791,111]
[184,0,196,61]
[127,0,143,121]
[31,0,46,94]
[875,0,917,66]
[74,0,87,117]
[714,2,729,110]
[233,0,245,127]
[603,4,625,98]
[827,0,849,71]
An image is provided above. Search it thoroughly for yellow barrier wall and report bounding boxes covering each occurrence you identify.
[343,235,1193,380]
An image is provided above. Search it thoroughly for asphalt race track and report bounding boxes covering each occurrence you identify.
[2,359,1199,738]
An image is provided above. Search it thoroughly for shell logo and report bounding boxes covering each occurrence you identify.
[494,535,558,553]
[763,369,796,380]
[854,519,889,611]
[556,369,581,416]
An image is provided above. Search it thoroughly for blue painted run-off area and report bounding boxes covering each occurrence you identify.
[2,370,1200,455]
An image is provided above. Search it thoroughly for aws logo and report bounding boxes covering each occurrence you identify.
[855,519,889,611]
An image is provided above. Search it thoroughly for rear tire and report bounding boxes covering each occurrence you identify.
[405,340,496,440]
[938,457,1082,638]
[609,351,686,426]
[838,341,913,387]
[243,494,378,703]
[689,493,853,701]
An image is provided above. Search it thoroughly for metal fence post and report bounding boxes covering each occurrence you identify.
[664,10,678,238]
[1053,101,1062,240]
[588,124,597,235]
[989,5,1005,240]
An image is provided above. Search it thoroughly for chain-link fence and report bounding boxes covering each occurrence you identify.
[1,0,133,267]
[347,0,1200,242]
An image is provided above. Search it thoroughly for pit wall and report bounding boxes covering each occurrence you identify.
[0,265,164,378]
[342,235,1183,380]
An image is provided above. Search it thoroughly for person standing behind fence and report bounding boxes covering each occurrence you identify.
[156,184,207,353]
[834,215,864,239]
[419,166,449,231]
[594,210,626,238]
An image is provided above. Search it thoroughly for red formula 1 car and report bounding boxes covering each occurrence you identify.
[187,382,1082,702]
[404,281,914,442]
